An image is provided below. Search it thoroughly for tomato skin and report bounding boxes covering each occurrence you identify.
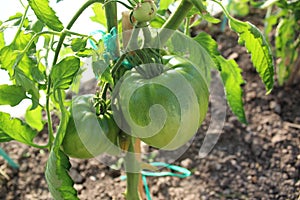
[113,56,209,150]
[133,1,157,23]
[62,95,120,159]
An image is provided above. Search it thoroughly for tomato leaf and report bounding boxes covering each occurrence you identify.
[228,19,274,94]
[92,60,113,85]
[218,57,247,124]
[71,38,87,52]
[0,30,5,49]
[45,149,79,200]
[0,112,38,144]
[0,84,27,106]
[25,106,44,131]
[0,46,19,76]
[27,0,64,31]
[194,32,247,124]
[50,56,80,90]
[90,3,107,28]
[160,0,174,10]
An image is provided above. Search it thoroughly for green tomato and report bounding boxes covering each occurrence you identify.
[62,95,120,159]
[133,1,157,23]
[112,56,209,150]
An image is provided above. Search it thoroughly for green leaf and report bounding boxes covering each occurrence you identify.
[90,3,107,28]
[194,32,247,123]
[0,84,27,106]
[25,106,44,131]
[50,56,80,90]
[0,31,5,50]
[201,13,221,24]
[0,31,33,77]
[71,38,87,52]
[92,60,113,85]
[0,112,38,145]
[0,130,12,142]
[0,46,19,76]
[27,0,64,31]
[218,57,247,123]
[30,20,45,33]
[229,19,274,93]
[150,15,166,28]
[15,72,40,110]
[45,149,79,200]
[160,0,174,10]
[5,12,23,23]
[76,48,95,57]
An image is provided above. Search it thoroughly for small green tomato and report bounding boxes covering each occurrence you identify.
[133,1,157,23]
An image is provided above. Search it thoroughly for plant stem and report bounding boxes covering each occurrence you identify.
[105,1,118,32]
[134,138,145,199]
[124,137,141,200]
[52,0,104,65]
[46,0,104,148]
[185,17,190,36]
[53,89,69,150]
[158,0,193,44]
[12,5,29,44]
[104,1,120,58]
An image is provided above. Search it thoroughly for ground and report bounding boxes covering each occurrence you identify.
[0,9,300,200]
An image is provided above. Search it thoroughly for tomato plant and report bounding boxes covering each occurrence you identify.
[254,0,300,85]
[0,0,274,199]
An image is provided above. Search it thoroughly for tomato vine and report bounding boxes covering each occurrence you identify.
[0,0,275,199]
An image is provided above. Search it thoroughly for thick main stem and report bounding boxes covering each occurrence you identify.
[105,1,120,57]
[124,138,141,200]
[158,0,193,44]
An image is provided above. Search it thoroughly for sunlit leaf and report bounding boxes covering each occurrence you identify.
[27,0,64,31]
[45,149,79,200]
[194,32,247,123]
[5,12,23,22]
[0,84,27,106]
[25,106,44,131]
[229,19,274,93]
[0,112,37,145]
[0,30,5,49]
[14,68,40,110]
[90,3,107,28]
[71,38,87,52]
[160,0,174,10]
[50,56,80,90]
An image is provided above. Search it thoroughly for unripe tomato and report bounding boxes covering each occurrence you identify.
[133,1,157,23]
[112,56,209,150]
[62,95,120,159]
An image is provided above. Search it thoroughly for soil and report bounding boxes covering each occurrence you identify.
[0,9,299,200]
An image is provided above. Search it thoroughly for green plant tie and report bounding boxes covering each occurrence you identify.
[89,28,133,69]
[121,162,191,200]
[0,147,19,169]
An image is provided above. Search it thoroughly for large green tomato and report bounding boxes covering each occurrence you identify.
[62,95,120,159]
[113,56,209,150]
